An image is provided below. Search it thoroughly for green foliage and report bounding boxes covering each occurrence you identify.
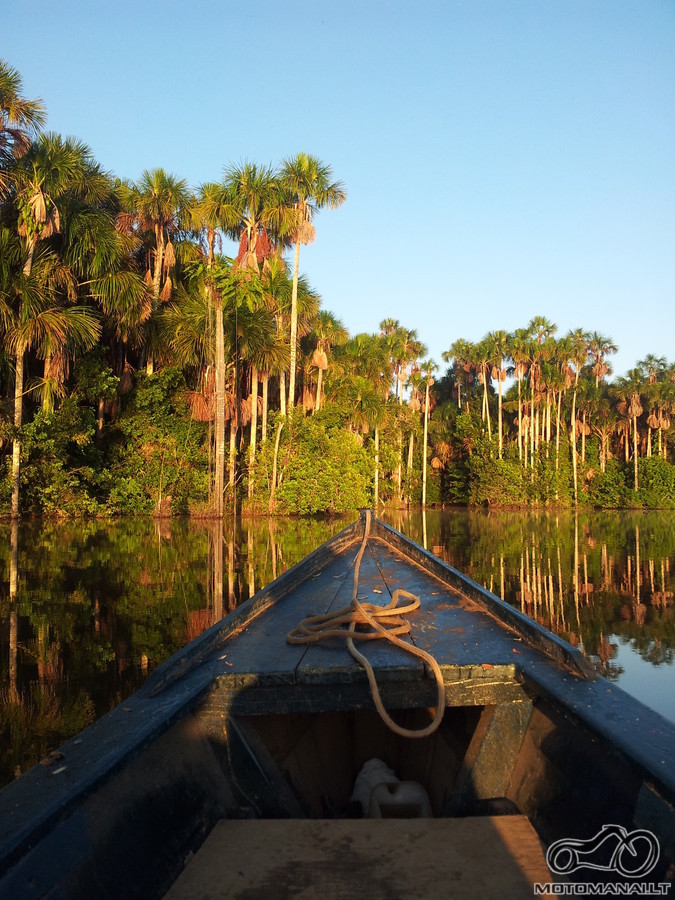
[467,455,528,506]
[19,399,103,516]
[636,458,675,508]
[0,366,212,517]
[106,476,152,515]
[103,368,209,515]
[72,353,119,405]
[269,415,371,514]
[581,458,629,508]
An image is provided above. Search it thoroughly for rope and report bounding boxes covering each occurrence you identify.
[287,512,446,739]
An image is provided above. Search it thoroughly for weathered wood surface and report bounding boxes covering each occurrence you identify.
[164,817,556,900]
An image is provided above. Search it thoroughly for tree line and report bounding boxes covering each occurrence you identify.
[437,320,674,507]
[1,60,673,517]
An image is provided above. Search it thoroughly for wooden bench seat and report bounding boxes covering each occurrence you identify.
[165,816,556,899]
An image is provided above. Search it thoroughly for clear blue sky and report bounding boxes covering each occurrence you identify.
[5,0,674,379]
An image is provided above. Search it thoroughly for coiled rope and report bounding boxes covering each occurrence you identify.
[287,512,446,738]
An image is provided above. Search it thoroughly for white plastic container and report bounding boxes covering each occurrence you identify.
[368,781,432,818]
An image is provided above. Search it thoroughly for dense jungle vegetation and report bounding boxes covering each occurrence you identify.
[1,60,674,518]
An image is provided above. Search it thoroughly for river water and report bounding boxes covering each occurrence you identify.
[1,509,673,786]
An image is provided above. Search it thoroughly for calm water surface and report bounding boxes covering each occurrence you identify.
[1,509,673,786]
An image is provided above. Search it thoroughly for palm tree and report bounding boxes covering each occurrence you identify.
[486,329,510,459]
[587,332,617,388]
[190,182,231,515]
[591,393,618,473]
[442,338,474,412]
[9,133,110,517]
[219,162,298,430]
[279,154,345,410]
[311,310,348,413]
[660,364,675,460]
[210,264,278,490]
[637,355,666,459]
[253,335,289,444]
[258,253,292,416]
[474,338,492,440]
[333,332,391,390]
[394,327,426,403]
[0,60,46,197]
[120,169,190,302]
[412,359,438,508]
[564,328,590,505]
[614,368,645,493]
[118,169,191,374]
[379,317,401,398]
[526,318,558,468]
[509,328,530,461]
[221,162,290,274]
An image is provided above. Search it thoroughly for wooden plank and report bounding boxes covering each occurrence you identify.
[164,817,556,900]
[199,677,530,721]
[296,542,424,684]
[443,701,534,815]
[369,539,522,671]
[206,549,355,688]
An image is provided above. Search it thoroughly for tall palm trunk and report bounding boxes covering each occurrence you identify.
[214,295,226,516]
[497,374,503,459]
[517,374,523,461]
[9,521,19,702]
[315,366,324,413]
[269,420,284,512]
[633,413,639,492]
[248,367,259,500]
[481,366,492,439]
[261,372,269,443]
[288,238,301,410]
[228,417,237,488]
[11,347,24,519]
[581,410,587,462]
[571,375,579,506]
[279,371,287,417]
[422,382,430,508]
[397,431,403,504]
[407,431,414,506]
[530,400,535,476]
[374,426,380,509]
[555,391,562,470]
[11,241,36,519]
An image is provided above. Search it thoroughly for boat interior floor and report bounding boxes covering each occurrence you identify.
[164,816,555,900]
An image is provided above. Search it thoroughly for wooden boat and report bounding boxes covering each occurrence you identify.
[1,511,673,899]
